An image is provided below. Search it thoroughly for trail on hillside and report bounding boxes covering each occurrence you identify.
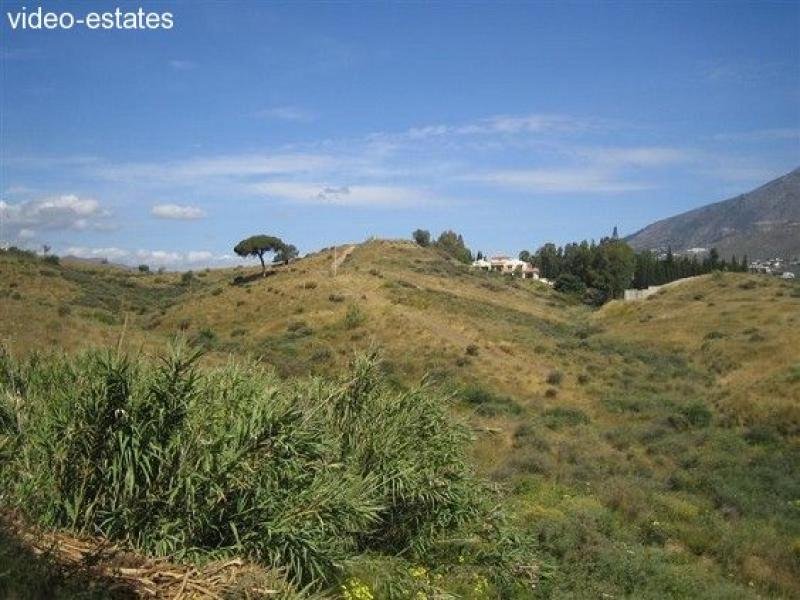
[330,244,356,274]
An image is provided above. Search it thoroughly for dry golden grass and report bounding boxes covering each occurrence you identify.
[595,272,800,432]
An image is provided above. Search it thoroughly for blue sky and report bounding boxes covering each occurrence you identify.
[1,1,798,268]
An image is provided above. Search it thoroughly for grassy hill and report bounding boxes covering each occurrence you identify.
[2,241,799,598]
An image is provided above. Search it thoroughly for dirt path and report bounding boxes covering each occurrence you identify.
[331,244,356,274]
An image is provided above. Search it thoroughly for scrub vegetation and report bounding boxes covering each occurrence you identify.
[1,241,798,598]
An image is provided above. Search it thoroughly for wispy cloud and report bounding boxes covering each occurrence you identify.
[91,153,337,185]
[250,181,437,207]
[712,128,800,142]
[700,59,784,84]
[168,59,197,70]
[576,146,696,168]
[389,113,605,141]
[463,168,652,194]
[255,106,317,122]
[151,204,206,220]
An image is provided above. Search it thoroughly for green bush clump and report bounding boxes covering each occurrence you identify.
[192,327,217,349]
[286,320,313,338]
[541,407,590,429]
[0,345,481,588]
[545,370,564,385]
[343,304,366,330]
[678,401,712,427]
[460,385,521,417]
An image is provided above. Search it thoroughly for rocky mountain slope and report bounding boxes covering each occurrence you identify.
[627,167,800,259]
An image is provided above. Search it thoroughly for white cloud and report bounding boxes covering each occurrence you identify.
[64,246,236,268]
[0,194,112,240]
[64,246,131,261]
[151,204,206,220]
[464,168,652,194]
[255,106,317,122]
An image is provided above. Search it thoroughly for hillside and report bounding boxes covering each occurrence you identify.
[626,167,800,260]
[2,241,800,598]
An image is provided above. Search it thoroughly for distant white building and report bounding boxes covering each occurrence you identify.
[781,271,795,279]
[749,257,786,275]
[471,254,540,279]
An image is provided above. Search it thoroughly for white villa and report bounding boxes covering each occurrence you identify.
[471,254,540,279]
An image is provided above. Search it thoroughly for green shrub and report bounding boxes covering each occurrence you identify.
[57,305,72,317]
[465,344,479,356]
[310,346,333,363]
[679,401,712,427]
[192,327,217,348]
[343,304,366,330]
[460,385,521,417]
[286,320,313,338]
[0,346,482,588]
[545,370,563,385]
[542,407,590,429]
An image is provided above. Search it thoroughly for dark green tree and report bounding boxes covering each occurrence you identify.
[234,235,285,277]
[534,243,562,279]
[435,230,472,263]
[554,272,586,296]
[593,239,636,299]
[275,243,299,265]
[709,247,720,269]
[412,229,431,247]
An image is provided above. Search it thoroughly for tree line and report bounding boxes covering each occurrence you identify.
[413,229,473,263]
[519,238,748,304]
[632,247,748,288]
[519,237,637,304]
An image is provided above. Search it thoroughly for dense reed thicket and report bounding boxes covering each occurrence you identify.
[0,344,481,588]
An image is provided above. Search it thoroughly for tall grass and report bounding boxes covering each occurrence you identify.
[0,343,480,588]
